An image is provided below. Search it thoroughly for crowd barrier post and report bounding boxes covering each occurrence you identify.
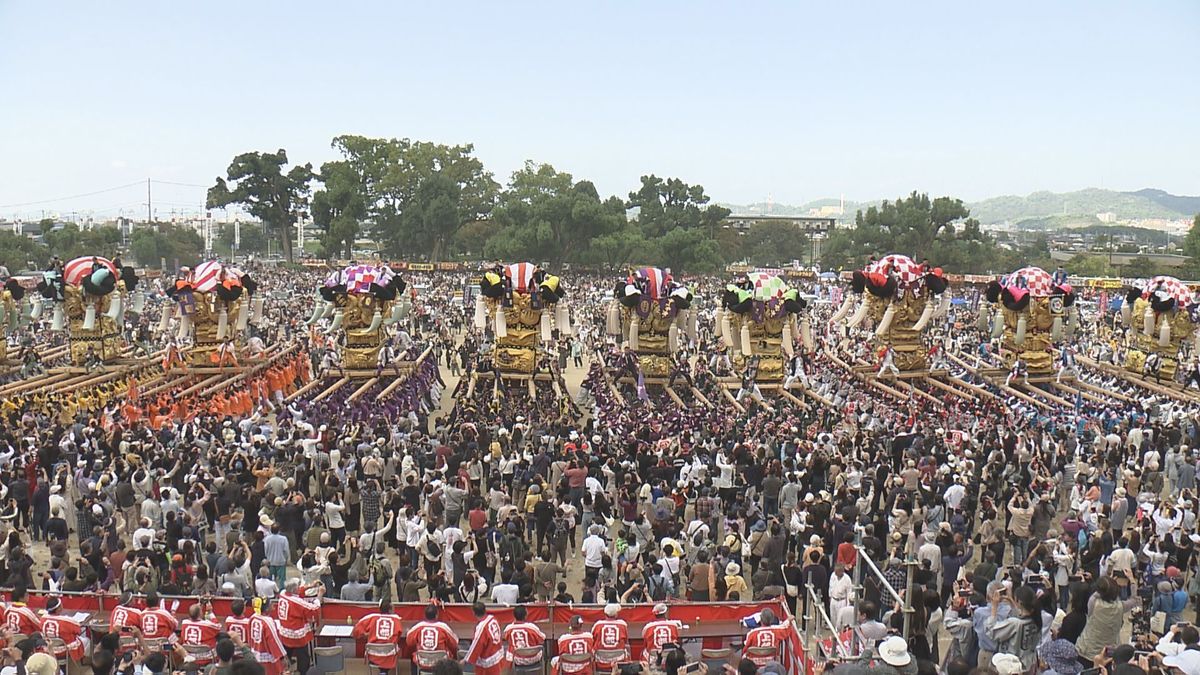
[853,545,916,644]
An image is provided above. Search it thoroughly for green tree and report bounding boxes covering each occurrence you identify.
[828,191,998,273]
[1181,214,1200,278]
[215,222,268,256]
[206,149,314,263]
[329,135,499,261]
[714,226,745,264]
[41,224,122,260]
[454,219,498,259]
[486,162,626,270]
[655,227,724,273]
[1067,254,1116,277]
[854,192,980,262]
[627,175,730,239]
[1123,256,1160,278]
[129,224,204,268]
[310,160,367,259]
[400,173,463,260]
[0,232,48,271]
[742,221,810,266]
[584,228,656,271]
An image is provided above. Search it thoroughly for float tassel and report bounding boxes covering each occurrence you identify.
[556,303,572,336]
[82,303,97,331]
[326,309,343,334]
[830,295,854,323]
[875,304,896,337]
[494,307,507,338]
[846,301,869,328]
[801,318,814,352]
[473,295,487,329]
[991,310,1004,339]
[235,301,250,332]
[912,301,935,332]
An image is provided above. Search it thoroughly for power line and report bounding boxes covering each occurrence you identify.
[150,179,209,188]
[0,181,145,209]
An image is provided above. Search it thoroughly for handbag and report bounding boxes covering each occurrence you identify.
[1151,610,1167,635]
[782,564,799,598]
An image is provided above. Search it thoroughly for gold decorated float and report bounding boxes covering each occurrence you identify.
[308,264,408,369]
[166,260,261,365]
[36,256,140,366]
[833,254,949,372]
[606,267,695,378]
[717,271,809,382]
[0,279,26,365]
[1120,276,1197,381]
[475,262,567,375]
[981,266,1076,374]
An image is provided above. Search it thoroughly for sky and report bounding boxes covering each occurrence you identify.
[0,1,1197,221]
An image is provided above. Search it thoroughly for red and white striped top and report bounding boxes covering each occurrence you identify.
[505,262,538,293]
[63,256,117,287]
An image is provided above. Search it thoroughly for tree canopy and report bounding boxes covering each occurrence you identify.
[310,161,367,259]
[327,135,499,261]
[206,150,314,263]
[821,192,999,273]
[486,162,626,270]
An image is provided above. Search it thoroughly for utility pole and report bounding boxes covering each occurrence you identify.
[146,178,152,225]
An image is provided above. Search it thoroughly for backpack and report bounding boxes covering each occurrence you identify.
[426,537,442,558]
[551,519,569,548]
[501,534,526,565]
[646,573,668,601]
[370,557,388,587]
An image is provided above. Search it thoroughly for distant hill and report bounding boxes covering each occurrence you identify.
[722,188,1198,228]
[967,188,1196,225]
[1128,189,1200,217]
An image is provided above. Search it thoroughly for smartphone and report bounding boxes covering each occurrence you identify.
[1080,668,1102,675]
[683,663,704,674]
[618,663,644,675]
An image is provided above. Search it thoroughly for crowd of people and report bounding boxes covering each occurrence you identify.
[2,261,1200,675]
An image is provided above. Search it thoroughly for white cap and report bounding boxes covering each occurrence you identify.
[992,653,1023,675]
[879,637,911,667]
[1165,651,1200,675]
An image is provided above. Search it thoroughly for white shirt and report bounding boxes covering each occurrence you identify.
[133,527,157,548]
[944,484,967,510]
[491,583,519,605]
[255,577,279,598]
[582,535,607,568]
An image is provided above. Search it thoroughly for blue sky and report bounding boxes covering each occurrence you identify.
[0,1,1196,220]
